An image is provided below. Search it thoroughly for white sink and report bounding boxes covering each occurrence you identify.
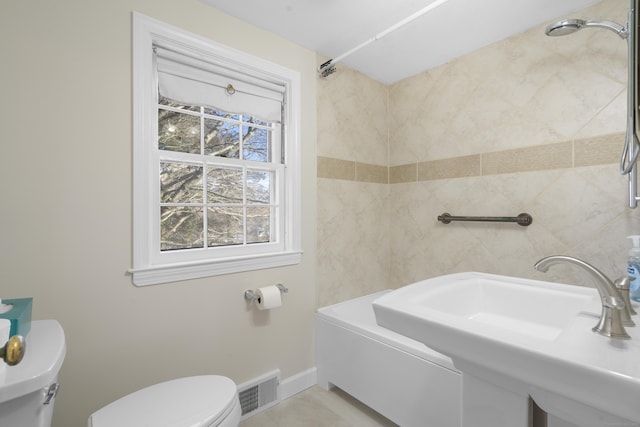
[404,274,599,341]
[373,272,640,425]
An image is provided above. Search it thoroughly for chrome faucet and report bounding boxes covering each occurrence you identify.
[534,255,631,340]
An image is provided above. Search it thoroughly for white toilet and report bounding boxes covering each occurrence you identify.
[88,375,241,427]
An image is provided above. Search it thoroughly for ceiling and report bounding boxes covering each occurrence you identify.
[201,0,600,84]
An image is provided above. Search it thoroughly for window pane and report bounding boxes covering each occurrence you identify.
[161,163,203,203]
[247,206,271,244]
[207,167,243,204]
[208,207,243,246]
[161,206,204,251]
[242,125,270,162]
[158,109,201,153]
[243,116,269,126]
[247,170,272,204]
[205,107,239,120]
[204,118,240,158]
[159,95,199,112]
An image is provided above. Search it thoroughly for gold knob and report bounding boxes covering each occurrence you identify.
[1,335,25,366]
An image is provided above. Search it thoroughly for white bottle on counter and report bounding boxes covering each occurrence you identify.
[627,235,640,302]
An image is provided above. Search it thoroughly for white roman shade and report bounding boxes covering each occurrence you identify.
[155,45,285,122]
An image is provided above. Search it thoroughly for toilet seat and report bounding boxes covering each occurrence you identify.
[88,375,240,427]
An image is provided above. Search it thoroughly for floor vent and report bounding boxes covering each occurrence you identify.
[237,370,280,418]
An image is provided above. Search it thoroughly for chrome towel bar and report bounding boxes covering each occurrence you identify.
[437,212,533,226]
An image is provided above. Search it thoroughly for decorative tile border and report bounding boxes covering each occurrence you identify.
[418,154,481,181]
[319,133,624,184]
[317,156,355,181]
[482,142,572,176]
[389,163,416,184]
[574,133,624,167]
[317,156,388,183]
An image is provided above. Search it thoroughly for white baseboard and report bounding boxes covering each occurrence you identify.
[280,367,317,400]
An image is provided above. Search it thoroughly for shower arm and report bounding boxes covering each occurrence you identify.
[583,20,629,37]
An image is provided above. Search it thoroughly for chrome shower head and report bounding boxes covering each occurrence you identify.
[545,18,628,39]
[545,19,586,36]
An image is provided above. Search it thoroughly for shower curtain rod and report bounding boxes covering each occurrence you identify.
[318,0,452,77]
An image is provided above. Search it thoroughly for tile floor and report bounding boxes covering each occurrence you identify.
[239,386,398,427]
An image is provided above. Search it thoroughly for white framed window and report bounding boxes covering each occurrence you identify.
[130,13,302,286]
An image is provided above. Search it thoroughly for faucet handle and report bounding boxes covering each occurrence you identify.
[602,295,625,310]
[605,280,636,327]
[615,276,637,315]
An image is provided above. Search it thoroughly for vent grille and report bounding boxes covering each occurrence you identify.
[237,370,280,417]
[238,386,259,414]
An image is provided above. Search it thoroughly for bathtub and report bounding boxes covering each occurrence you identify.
[316,290,461,427]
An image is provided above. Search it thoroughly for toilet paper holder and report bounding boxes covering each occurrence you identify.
[244,284,288,302]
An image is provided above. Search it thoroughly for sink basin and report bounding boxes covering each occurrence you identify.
[406,274,599,341]
[373,272,640,425]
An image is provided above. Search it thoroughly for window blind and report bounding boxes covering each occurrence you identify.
[154,46,284,122]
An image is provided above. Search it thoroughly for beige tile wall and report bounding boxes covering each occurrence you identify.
[317,61,390,307]
[317,0,640,306]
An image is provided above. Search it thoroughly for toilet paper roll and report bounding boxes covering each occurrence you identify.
[256,285,282,310]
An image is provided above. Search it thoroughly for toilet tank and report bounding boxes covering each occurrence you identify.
[0,320,66,427]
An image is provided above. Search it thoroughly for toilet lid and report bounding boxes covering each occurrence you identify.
[89,375,238,427]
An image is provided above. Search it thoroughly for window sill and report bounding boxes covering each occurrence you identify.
[129,251,303,286]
